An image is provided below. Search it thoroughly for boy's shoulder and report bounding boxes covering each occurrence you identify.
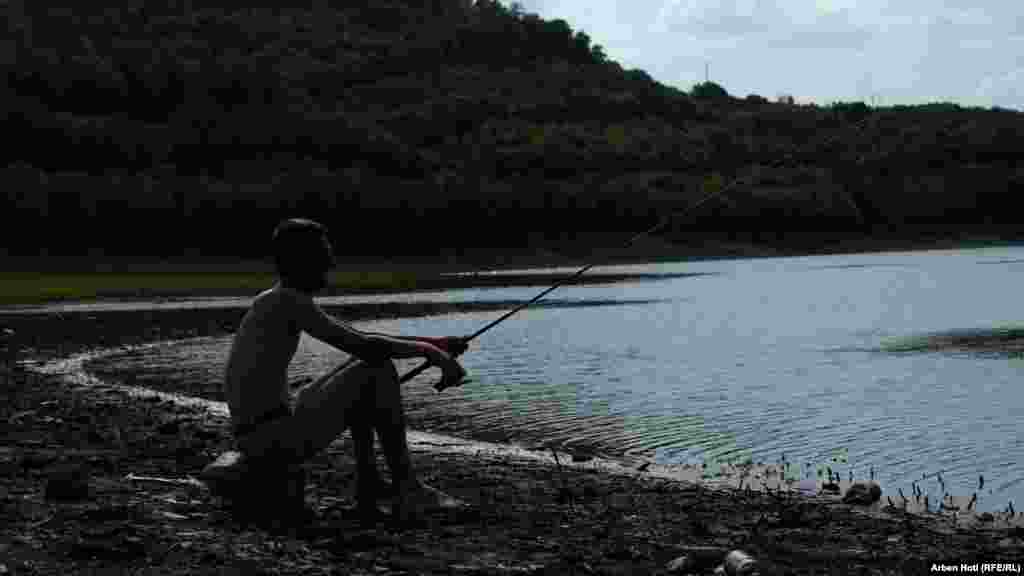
[253,284,314,311]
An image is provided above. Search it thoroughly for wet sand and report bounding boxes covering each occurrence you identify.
[2,307,1024,575]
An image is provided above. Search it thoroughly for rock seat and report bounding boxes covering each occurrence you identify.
[200,450,308,525]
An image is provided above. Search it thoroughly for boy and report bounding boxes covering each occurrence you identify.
[223,218,469,523]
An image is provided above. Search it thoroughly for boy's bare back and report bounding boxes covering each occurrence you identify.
[224,285,308,432]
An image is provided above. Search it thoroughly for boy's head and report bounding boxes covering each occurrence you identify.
[272,218,334,293]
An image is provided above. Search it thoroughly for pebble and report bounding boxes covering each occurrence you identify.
[665,548,751,574]
[821,482,841,494]
[842,481,882,505]
[723,550,759,575]
[664,555,695,573]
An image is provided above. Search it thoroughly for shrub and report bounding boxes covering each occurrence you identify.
[691,82,730,100]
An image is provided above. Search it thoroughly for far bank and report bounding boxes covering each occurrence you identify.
[2,229,1021,307]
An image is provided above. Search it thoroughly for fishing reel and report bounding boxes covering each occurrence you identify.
[398,336,472,392]
[400,357,472,392]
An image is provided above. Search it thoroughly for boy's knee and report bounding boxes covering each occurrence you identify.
[356,360,397,384]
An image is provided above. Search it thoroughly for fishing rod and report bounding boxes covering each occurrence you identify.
[391,108,883,390]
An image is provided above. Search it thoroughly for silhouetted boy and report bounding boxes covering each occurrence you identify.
[222,218,468,523]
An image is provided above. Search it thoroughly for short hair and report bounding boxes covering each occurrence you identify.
[271,218,331,290]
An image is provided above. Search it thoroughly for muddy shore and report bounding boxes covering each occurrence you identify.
[2,307,1023,575]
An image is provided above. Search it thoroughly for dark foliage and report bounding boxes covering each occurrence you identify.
[691,82,731,100]
[2,0,1022,258]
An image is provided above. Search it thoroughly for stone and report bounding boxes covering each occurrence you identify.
[842,481,882,505]
[199,451,307,522]
[199,450,248,487]
[663,546,729,573]
[723,549,759,575]
[664,555,695,573]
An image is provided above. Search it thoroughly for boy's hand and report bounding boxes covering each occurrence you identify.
[421,344,468,391]
[436,336,469,358]
[437,355,468,391]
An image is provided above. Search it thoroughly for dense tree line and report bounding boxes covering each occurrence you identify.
[2,0,1022,259]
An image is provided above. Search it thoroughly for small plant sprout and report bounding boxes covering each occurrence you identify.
[783,461,800,484]
[702,457,722,479]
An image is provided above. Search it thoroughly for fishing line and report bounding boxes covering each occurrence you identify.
[393,109,883,389]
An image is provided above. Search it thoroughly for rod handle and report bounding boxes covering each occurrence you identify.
[399,359,432,384]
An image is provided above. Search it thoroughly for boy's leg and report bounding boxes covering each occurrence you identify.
[366,361,417,489]
[349,381,391,516]
[291,360,396,461]
[360,361,465,519]
[294,359,462,520]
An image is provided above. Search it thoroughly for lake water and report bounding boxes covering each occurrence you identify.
[79,246,1024,513]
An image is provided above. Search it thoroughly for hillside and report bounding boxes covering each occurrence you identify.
[3,0,1022,261]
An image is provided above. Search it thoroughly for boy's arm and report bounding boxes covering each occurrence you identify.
[358,331,469,357]
[293,294,445,362]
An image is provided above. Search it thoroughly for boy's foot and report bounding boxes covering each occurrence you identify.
[353,477,399,526]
